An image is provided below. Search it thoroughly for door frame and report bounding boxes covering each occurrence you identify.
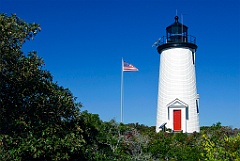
[167,98,188,132]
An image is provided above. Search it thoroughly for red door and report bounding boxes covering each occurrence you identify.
[173,110,181,131]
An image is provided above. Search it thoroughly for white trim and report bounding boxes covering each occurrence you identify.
[167,98,188,108]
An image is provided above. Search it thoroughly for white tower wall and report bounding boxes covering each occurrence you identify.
[156,48,200,133]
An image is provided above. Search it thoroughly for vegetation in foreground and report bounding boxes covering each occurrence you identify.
[0,14,239,161]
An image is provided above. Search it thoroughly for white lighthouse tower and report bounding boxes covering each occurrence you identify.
[156,16,200,133]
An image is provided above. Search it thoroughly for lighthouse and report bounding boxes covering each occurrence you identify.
[156,16,200,133]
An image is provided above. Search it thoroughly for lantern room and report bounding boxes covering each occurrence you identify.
[166,16,188,43]
[157,16,197,54]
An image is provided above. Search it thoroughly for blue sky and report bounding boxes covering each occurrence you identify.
[1,0,239,128]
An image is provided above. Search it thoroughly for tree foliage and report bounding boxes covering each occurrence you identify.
[0,13,85,160]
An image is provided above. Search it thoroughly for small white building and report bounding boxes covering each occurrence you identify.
[156,16,200,133]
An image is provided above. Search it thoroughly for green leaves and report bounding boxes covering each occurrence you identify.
[0,14,41,50]
[201,127,240,160]
[0,14,85,160]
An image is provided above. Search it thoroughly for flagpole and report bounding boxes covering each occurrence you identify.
[120,58,124,123]
[120,59,138,123]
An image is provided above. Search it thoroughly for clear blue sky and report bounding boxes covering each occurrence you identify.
[1,0,239,128]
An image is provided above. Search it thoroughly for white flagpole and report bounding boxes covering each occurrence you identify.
[120,58,124,123]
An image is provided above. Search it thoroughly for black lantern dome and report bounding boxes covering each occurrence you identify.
[157,16,197,53]
[166,16,188,43]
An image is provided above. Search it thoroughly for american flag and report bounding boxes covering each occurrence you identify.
[123,61,138,72]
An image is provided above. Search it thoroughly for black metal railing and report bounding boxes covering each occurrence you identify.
[155,35,196,47]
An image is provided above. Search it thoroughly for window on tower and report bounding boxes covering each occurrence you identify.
[192,51,195,65]
[196,100,199,113]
